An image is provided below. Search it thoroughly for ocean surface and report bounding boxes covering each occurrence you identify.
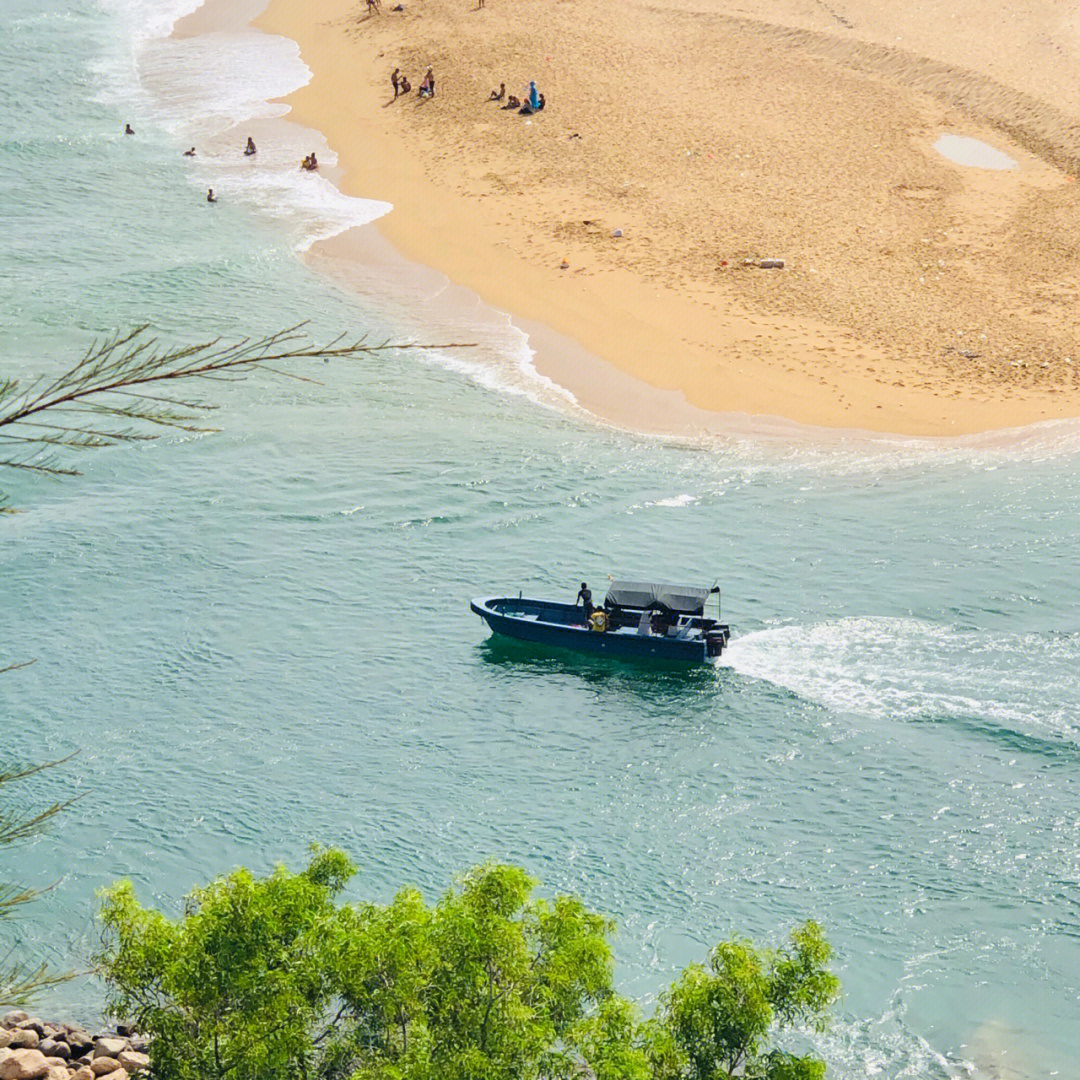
[2,2,1079,1077]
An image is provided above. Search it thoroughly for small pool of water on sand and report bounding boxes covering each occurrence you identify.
[934,134,1018,170]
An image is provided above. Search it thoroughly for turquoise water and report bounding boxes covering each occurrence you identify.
[3,3,1080,1078]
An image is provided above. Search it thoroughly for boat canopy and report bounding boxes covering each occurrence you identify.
[604,580,718,615]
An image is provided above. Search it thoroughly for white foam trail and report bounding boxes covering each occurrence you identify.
[650,494,699,507]
[723,617,1080,741]
[90,0,389,250]
[820,1004,976,1080]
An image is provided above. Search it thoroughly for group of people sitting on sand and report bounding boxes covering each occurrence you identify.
[390,67,434,100]
[301,152,319,171]
[489,79,545,114]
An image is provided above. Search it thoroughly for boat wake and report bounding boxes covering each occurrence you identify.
[722,616,1080,746]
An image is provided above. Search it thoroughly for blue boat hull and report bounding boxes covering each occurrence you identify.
[470,597,727,664]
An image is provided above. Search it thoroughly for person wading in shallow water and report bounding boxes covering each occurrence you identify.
[576,582,593,618]
[206,188,217,203]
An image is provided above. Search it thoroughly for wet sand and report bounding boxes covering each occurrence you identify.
[189,0,1080,436]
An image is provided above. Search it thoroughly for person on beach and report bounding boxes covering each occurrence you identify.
[418,67,435,98]
[301,152,319,171]
[489,82,505,101]
[391,67,400,98]
[400,74,411,93]
[206,188,217,203]
[576,582,594,618]
[244,136,256,156]
[502,94,521,109]
[124,123,134,135]
[183,147,196,156]
[519,82,545,115]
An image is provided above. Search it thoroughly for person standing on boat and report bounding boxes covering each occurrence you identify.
[576,582,593,618]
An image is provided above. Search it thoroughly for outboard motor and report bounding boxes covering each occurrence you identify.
[705,628,728,658]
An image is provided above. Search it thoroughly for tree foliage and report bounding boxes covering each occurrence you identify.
[98,852,840,1080]
[99,847,354,1080]
[0,723,79,1007]
[657,923,839,1080]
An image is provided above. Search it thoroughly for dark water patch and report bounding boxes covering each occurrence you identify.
[907,711,1080,762]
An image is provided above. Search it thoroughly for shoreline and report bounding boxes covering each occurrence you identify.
[178,0,1080,437]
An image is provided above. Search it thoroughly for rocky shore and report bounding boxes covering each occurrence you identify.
[0,1012,148,1080]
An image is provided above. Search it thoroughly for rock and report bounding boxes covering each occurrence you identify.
[42,1061,67,1070]
[116,1052,147,1074]
[92,1042,126,1061]
[37,1044,67,1062]
[0,1036,10,1051]
[123,1039,146,1055]
[44,1068,69,1080]
[0,1016,27,1032]
[0,1047,50,1080]
[98,1071,127,1080]
[6,1034,37,1052]
[74,1056,93,1068]
[612,228,623,238]
[65,1034,93,1057]
[70,1068,94,1080]
[90,1060,120,1076]
[758,258,785,269]
[15,1026,42,1040]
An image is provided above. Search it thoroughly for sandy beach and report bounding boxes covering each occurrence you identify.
[193,0,1080,436]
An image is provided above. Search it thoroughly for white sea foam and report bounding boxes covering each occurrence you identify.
[723,617,1080,742]
[87,1,1080,451]
[85,0,589,416]
[90,0,389,252]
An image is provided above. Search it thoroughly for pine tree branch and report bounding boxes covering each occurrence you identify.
[0,325,475,491]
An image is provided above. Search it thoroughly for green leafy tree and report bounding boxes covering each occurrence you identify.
[566,994,651,1080]
[319,862,624,1080]
[99,847,356,1080]
[657,921,839,1080]
[99,854,841,1080]
[325,885,435,1076]
[419,863,616,1080]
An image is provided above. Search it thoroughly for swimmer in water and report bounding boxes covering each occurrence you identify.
[124,123,135,135]
[207,188,217,203]
[244,136,256,156]
[183,147,196,156]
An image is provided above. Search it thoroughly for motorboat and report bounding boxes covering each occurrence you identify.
[470,580,730,663]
